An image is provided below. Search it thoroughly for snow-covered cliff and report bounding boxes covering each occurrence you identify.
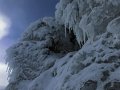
[6,0,120,90]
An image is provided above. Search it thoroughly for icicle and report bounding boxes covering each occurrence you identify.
[69,25,71,34]
[80,41,83,48]
[78,41,81,48]
[65,23,67,37]
[83,31,86,44]
[79,41,82,48]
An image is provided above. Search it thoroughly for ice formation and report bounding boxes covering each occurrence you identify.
[55,0,120,44]
[6,0,120,90]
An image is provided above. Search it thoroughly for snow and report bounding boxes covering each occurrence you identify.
[107,16,120,40]
[55,0,120,45]
[5,0,120,90]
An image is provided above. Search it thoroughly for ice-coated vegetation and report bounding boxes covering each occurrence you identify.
[6,0,120,90]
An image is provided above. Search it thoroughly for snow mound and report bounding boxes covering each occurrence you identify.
[6,0,120,90]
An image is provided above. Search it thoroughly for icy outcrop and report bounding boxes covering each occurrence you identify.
[6,0,120,90]
[55,0,120,44]
[25,32,120,90]
[6,17,79,90]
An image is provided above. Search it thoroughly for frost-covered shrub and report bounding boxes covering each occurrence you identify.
[6,17,79,84]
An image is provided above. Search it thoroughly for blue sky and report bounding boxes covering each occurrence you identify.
[0,0,58,62]
[0,0,58,88]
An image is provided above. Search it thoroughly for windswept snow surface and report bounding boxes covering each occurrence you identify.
[6,0,120,90]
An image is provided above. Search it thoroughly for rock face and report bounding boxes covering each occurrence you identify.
[104,82,120,90]
[80,80,97,90]
[6,0,120,90]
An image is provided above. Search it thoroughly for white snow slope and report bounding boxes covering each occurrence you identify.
[6,0,120,90]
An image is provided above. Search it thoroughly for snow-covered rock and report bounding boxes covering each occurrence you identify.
[56,0,120,44]
[6,0,120,90]
[107,16,120,40]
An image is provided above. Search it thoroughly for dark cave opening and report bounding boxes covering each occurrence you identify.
[48,27,80,54]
